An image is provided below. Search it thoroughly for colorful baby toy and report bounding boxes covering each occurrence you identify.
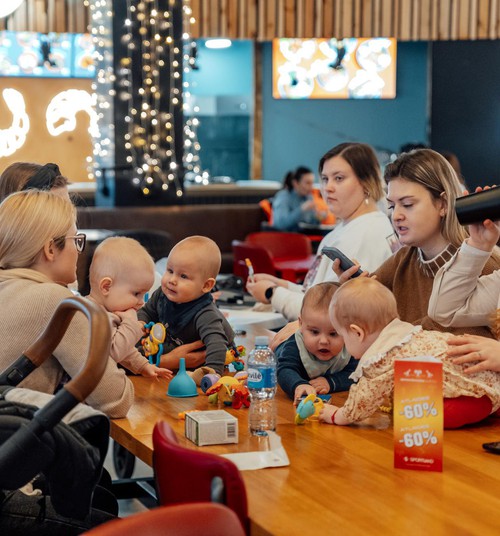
[225,345,246,373]
[205,375,250,409]
[295,393,325,425]
[141,322,166,367]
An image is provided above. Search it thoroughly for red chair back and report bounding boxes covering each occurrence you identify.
[152,421,249,534]
[84,503,246,536]
[246,231,312,259]
[231,240,277,279]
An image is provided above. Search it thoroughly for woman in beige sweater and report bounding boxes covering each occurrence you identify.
[0,190,134,418]
[429,213,500,373]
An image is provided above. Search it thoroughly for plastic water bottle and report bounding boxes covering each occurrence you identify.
[247,336,277,436]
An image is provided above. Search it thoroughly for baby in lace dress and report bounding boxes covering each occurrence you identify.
[319,278,500,429]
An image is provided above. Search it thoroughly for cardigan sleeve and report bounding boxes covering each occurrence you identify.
[429,242,499,327]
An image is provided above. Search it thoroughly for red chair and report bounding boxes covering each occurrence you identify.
[83,503,246,536]
[232,239,278,280]
[152,421,250,535]
[246,231,315,282]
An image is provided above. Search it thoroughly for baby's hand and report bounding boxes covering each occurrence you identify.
[309,377,329,394]
[293,384,316,406]
[142,363,173,380]
[319,403,340,424]
[115,308,138,323]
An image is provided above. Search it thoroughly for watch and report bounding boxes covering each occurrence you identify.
[264,286,276,302]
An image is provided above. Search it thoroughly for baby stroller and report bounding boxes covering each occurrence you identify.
[0,297,116,535]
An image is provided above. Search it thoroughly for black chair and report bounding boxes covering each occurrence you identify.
[111,229,173,262]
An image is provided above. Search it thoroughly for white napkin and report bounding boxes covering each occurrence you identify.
[221,431,290,470]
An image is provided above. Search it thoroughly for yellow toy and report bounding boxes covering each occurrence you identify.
[295,394,325,425]
[141,322,166,367]
[205,376,244,406]
[225,345,246,373]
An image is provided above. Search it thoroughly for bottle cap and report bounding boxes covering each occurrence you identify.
[254,336,269,346]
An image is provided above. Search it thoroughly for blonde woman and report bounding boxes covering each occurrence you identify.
[429,212,500,373]
[338,149,500,337]
[0,190,133,418]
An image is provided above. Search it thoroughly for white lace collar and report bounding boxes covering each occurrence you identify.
[350,319,422,382]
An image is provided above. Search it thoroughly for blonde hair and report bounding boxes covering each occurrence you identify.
[89,236,155,287]
[0,162,69,202]
[319,143,384,202]
[330,278,399,334]
[384,149,467,247]
[171,236,221,279]
[0,190,75,269]
[301,281,340,316]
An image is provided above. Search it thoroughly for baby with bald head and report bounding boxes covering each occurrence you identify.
[138,235,235,376]
[88,236,172,379]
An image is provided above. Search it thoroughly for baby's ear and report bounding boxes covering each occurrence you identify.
[202,277,216,293]
[99,277,113,295]
[349,323,365,340]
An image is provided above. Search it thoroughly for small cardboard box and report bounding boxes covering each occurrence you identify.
[185,410,238,446]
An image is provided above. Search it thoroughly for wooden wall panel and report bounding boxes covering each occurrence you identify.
[0,1,498,40]
[188,0,500,41]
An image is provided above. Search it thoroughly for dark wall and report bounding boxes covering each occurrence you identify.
[430,41,500,188]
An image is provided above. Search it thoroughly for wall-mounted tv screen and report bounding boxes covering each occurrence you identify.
[273,38,396,99]
[0,31,94,78]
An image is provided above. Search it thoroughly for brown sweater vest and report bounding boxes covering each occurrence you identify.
[374,246,500,339]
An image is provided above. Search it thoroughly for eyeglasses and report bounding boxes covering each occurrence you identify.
[54,233,87,253]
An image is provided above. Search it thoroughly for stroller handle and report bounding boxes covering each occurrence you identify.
[23,296,111,402]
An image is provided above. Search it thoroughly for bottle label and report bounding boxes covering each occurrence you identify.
[247,367,276,389]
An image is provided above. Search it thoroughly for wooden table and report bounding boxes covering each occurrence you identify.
[111,375,500,536]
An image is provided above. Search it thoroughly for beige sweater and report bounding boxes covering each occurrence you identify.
[429,241,500,333]
[0,269,134,418]
[374,245,499,338]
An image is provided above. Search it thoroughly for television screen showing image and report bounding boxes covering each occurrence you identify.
[0,31,94,78]
[272,38,397,99]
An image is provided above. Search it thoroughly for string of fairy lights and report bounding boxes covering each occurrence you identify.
[89,0,203,197]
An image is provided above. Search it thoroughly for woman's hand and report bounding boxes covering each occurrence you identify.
[252,273,286,286]
[447,334,500,373]
[269,321,299,351]
[246,279,276,303]
[467,219,500,252]
[331,258,369,284]
[160,340,206,370]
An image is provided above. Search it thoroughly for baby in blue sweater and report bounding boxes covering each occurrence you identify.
[276,282,357,403]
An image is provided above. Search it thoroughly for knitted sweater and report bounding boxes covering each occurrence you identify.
[374,245,500,338]
[87,296,149,375]
[429,241,500,332]
[0,269,134,418]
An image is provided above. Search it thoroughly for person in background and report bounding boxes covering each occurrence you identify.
[87,236,173,380]
[272,166,326,231]
[0,162,70,201]
[276,282,356,403]
[334,149,500,339]
[0,190,133,418]
[429,206,500,374]
[138,236,234,376]
[247,142,396,321]
[320,278,500,429]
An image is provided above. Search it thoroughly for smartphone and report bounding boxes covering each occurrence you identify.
[482,441,500,454]
[322,246,363,277]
